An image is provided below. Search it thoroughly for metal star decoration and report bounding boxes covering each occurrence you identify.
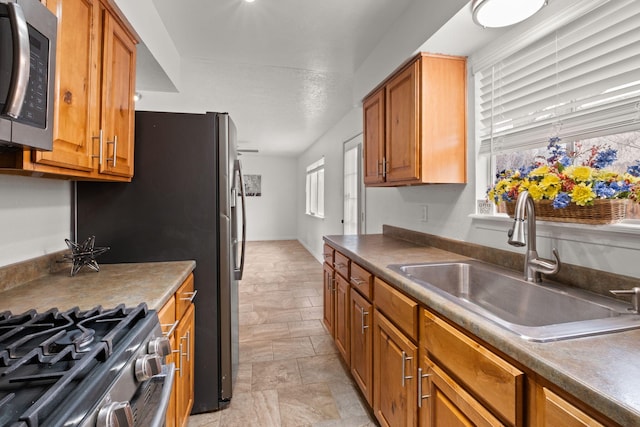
[63,236,110,276]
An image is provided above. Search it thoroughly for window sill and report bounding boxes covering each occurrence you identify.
[306,213,325,220]
[470,213,640,250]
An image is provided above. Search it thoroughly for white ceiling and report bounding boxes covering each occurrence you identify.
[131,0,497,156]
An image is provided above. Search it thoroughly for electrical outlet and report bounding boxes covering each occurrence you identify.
[420,205,428,222]
[477,200,494,215]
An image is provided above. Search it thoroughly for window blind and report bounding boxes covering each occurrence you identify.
[477,0,640,156]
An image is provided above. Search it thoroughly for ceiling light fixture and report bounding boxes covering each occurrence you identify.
[471,0,546,28]
[244,0,256,3]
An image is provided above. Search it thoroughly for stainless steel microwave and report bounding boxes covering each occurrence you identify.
[0,0,56,151]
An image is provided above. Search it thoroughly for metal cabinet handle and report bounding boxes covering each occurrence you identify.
[382,157,388,178]
[173,345,182,376]
[179,290,198,303]
[106,135,118,167]
[360,306,369,335]
[161,320,179,337]
[180,330,191,363]
[401,351,413,387]
[350,276,365,286]
[92,130,104,165]
[334,262,347,269]
[417,367,431,408]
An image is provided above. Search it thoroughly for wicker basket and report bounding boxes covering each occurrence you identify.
[505,199,628,225]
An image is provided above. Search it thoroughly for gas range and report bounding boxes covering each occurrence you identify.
[0,304,173,427]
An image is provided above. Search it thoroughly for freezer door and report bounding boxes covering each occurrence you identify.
[217,113,239,402]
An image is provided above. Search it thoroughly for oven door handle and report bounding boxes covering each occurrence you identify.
[4,2,30,119]
[148,363,176,427]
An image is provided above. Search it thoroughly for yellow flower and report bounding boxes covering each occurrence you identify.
[538,174,561,199]
[529,165,549,177]
[593,170,618,181]
[570,183,596,206]
[565,166,593,182]
[527,184,544,201]
[623,173,640,184]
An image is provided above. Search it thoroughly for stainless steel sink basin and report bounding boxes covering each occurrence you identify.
[388,261,640,342]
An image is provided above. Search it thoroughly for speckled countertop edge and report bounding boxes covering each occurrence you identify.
[324,233,640,427]
[0,260,196,313]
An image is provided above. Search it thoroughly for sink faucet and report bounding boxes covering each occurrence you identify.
[610,288,640,313]
[507,190,561,282]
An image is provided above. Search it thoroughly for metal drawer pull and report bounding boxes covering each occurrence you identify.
[401,351,413,387]
[350,276,365,286]
[161,320,179,337]
[360,307,369,334]
[334,262,346,269]
[417,368,431,408]
[179,289,198,303]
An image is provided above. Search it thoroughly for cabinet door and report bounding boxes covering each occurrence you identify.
[99,11,136,178]
[36,0,98,172]
[363,88,385,185]
[373,310,418,427]
[419,355,504,427]
[334,274,350,364]
[176,303,195,427]
[158,298,177,427]
[538,388,605,427]
[385,61,420,184]
[350,288,372,406]
[322,262,335,337]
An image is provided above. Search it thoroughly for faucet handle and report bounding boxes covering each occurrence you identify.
[529,248,561,276]
[610,287,640,313]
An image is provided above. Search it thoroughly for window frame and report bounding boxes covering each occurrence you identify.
[305,157,325,218]
[471,0,640,229]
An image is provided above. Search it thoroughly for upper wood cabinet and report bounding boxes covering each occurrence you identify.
[0,0,137,181]
[363,53,467,186]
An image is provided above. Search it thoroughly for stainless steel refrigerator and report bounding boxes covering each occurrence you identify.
[75,111,246,413]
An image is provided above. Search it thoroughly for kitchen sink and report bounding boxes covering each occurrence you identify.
[387,261,640,342]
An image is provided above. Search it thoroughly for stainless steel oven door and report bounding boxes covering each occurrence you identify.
[130,363,176,427]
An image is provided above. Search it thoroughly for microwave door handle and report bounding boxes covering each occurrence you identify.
[234,159,246,280]
[4,3,30,119]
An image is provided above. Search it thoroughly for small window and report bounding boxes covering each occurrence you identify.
[306,158,325,218]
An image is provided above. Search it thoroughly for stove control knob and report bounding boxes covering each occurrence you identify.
[135,353,162,382]
[96,401,134,427]
[148,336,171,357]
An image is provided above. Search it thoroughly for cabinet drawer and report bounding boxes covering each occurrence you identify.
[158,295,177,337]
[323,244,334,265]
[176,273,196,320]
[420,309,524,426]
[350,262,373,300]
[334,251,350,280]
[374,278,418,341]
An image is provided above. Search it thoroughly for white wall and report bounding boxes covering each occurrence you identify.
[239,154,297,241]
[0,175,70,267]
[297,108,362,260]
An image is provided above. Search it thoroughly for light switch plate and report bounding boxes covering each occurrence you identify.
[477,200,494,215]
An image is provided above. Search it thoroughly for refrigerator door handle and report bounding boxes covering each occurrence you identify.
[234,159,246,280]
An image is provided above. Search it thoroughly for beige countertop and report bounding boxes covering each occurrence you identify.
[324,233,640,427]
[0,260,196,313]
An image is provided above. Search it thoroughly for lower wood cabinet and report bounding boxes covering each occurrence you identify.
[322,262,335,337]
[536,387,605,427]
[334,274,350,363]
[350,288,373,406]
[175,303,195,427]
[419,355,504,427]
[373,309,418,427]
[159,273,196,427]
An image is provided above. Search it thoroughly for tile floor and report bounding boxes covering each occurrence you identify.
[188,240,378,427]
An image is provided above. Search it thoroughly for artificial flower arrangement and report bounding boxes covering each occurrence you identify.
[487,137,640,211]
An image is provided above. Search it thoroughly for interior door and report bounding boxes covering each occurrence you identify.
[343,134,364,234]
